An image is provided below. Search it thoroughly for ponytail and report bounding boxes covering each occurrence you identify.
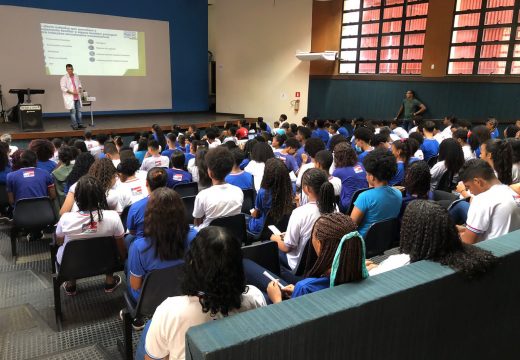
[485,139,513,185]
[393,139,412,168]
[318,181,335,214]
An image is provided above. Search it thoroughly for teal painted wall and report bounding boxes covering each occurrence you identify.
[308,78,520,123]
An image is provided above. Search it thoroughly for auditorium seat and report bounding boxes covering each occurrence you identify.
[364,218,400,258]
[241,188,256,214]
[242,241,280,276]
[173,182,198,197]
[210,214,247,244]
[347,188,370,215]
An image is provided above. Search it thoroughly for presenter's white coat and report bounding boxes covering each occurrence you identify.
[60,74,82,110]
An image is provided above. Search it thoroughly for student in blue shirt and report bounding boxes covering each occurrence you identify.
[390,139,414,186]
[166,150,192,188]
[420,121,440,161]
[161,133,179,159]
[336,118,350,138]
[295,126,312,167]
[127,187,197,329]
[134,138,148,165]
[468,125,491,159]
[244,212,369,303]
[353,127,374,162]
[257,117,272,134]
[486,117,499,139]
[225,148,254,190]
[275,138,300,175]
[29,139,57,174]
[126,168,168,249]
[351,149,402,238]
[332,142,368,212]
[248,158,293,235]
[311,119,330,144]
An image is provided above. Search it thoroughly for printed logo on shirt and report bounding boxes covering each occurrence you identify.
[155,160,162,166]
[513,194,520,207]
[23,170,35,178]
[81,221,98,234]
[173,174,183,181]
[131,186,143,196]
[353,165,363,174]
[87,144,93,149]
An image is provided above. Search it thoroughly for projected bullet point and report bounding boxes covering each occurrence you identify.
[88,39,94,44]
[89,51,95,56]
[89,57,95,62]
[88,45,94,50]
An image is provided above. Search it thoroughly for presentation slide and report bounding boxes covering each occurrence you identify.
[41,23,146,76]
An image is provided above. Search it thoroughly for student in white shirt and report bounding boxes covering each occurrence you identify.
[140,139,170,171]
[136,226,265,360]
[55,175,125,296]
[480,138,514,185]
[103,142,121,169]
[205,128,222,149]
[193,147,243,229]
[429,138,465,191]
[299,150,341,206]
[453,129,475,161]
[441,116,456,140]
[458,159,520,244]
[244,142,275,191]
[296,138,326,188]
[368,200,496,277]
[83,131,100,154]
[409,132,425,160]
[117,158,149,204]
[271,168,336,276]
[390,119,409,139]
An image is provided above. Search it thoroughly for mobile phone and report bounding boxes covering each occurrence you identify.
[263,271,283,289]
[268,225,281,236]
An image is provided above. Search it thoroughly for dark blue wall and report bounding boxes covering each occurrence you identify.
[0,0,208,113]
[308,78,520,123]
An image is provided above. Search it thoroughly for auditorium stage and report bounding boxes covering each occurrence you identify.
[1,112,243,140]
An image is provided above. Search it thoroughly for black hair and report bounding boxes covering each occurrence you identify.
[195,148,211,188]
[329,134,348,153]
[329,123,339,132]
[483,139,513,185]
[273,134,287,147]
[457,119,472,129]
[304,138,326,158]
[243,139,258,159]
[422,121,436,133]
[302,168,336,214]
[251,142,275,163]
[117,158,140,177]
[103,141,118,155]
[20,150,37,168]
[315,150,334,172]
[281,122,290,130]
[137,137,148,152]
[144,187,188,261]
[468,125,491,152]
[280,114,288,121]
[74,175,109,225]
[66,152,95,188]
[166,132,178,145]
[284,138,301,150]
[260,158,294,220]
[401,200,496,278]
[505,125,520,139]
[459,159,497,182]
[362,148,397,182]
[96,133,109,145]
[29,139,54,162]
[510,139,520,164]
[146,167,168,190]
[334,142,358,167]
[392,139,413,167]
[438,138,465,174]
[182,226,246,316]
[170,150,185,169]
[370,133,389,148]
[74,140,88,154]
[453,129,469,143]
[205,147,234,181]
[486,117,498,129]
[52,138,63,149]
[152,124,167,151]
[403,161,431,198]
[58,146,75,166]
[290,123,298,134]
[205,128,217,140]
[354,127,373,143]
[297,126,312,140]
[229,126,238,136]
[147,139,160,151]
[316,119,326,128]
[409,131,424,145]
[0,142,9,171]
[230,148,245,167]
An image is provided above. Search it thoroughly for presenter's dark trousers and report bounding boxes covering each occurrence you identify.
[70,100,83,127]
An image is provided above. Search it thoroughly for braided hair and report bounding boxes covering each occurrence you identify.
[302,168,336,214]
[88,158,117,193]
[484,139,513,185]
[260,158,293,220]
[400,200,496,278]
[305,213,364,286]
[74,175,109,225]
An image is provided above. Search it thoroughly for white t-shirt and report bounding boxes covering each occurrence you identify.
[434,132,445,144]
[55,210,124,264]
[369,254,411,276]
[284,202,321,270]
[441,126,452,140]
[223,136,237,145]
[414,149,424,160]
[118,177,149,204]
[466,184,520,242]
[84,140,100,151]
[392,127,409,139]
[300,175,341,206]
[187,158,198,182]
[145,286,266,360]
[193,183,243,229]
[512,163,519,184]
[430,160,448,191]
[244,160,265,191]
[208,139,222,149]
[69,181,132,214]
[296,162,315,188]
[408,126,418,135]
[462,144,475,161]
[140,155,170,171]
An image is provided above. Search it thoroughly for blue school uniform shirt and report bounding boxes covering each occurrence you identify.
[185,152,195,166]
[389,161,405,186]
[161,148,175,159]
[135,151,146,164]
[420,139,439,161]
[239,158,250,170]
[358,150,372,163]
[166,168,192,188]
[354,186,402,238]
[312,128,330,144]
[338,127,349,138]
[127,226,197,301]
[292,277,329,298]
[248,188,272,234]
[0,165,12,184]
[127,197,149,238]
[6,167,54,202]
[225,171,254,190]
[409,157,420,164]
[490,128,499,139]
[333,164,368,212]
[275,153,299,174]
[37,160,57,174]
[295,146,308,167]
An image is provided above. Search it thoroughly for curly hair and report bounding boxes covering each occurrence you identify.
[74,175,109,226]
[58,146,75,166]
[66,152,95,188]
[302,168,336,214]
[362,148,397,182]
[88,158,117,192]
[438,138,465,174]
[483,139,513,185]
[117,158,140,177]
[182,226,246,316]
[205,147,234,181]
[305,213,364,286]
[144,188,188,261]
[74,140,88,153]
[260,158,293,220]
[403,161,431,198]
[29,139,54,161]
[468,125,491,152]
[354,127,373,143]
[400,200,497,278]
[329,134,348,153]
[333,142,358,168]
[304,138,326,158]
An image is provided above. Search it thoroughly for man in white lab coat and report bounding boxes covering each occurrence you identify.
[60,64,85,130]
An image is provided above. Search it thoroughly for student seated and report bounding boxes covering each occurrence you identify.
[55,175,125,295]
[400,161,432,217]
[295,126,312,167]
[353,127,374,162]
[193,147,243,229]
[486,117,499,139]
[295,137,326,189]
[270,168,336,280]
[389,139,415,186]
[468,125,491,159]
[165,150,192,188]
[458,159,520,244]
[248,158,293,235]
[140,140,170,171]
[351,149,402,238]
[430,138,465,191]
[161,133,178,159]
[135,226,266,360]
[331,142,368,212]
[126,188,197,329]
[420,121,440,162]
[134,138,148,165]
[84,131,100,154]
[369,200,496,276]
[480,139,513,185]
[64,153,95,195]
[117,158,149,204]
[244,142,275,191]
[312,119,330,144]
[314,150,341,197]
[453,129,475,161]
[511,139,520,184]
[0,142,12,185]
[225,148,254,190]
[274,137,300,176]
[29,139,57,174]
[104,142,121,169]
[52,146,75,206]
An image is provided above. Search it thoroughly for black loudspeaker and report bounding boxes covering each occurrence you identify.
[19,104,43,131]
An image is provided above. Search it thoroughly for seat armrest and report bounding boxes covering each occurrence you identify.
[49,234,59,274]
[123,289,138,319]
